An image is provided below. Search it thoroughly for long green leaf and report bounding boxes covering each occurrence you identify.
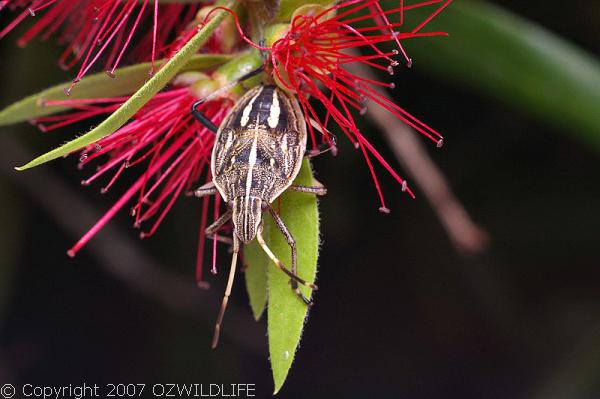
[265,160,320,394]
[399,0,600,149]
[15,6,231,171]
[244,239,269,320]
[0,54,231,126]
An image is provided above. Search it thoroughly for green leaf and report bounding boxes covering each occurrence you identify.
[398,0,600,150]
[265,160,320,394]
[244,239,269,320]
[15,6,232,171]
[0,54,232,126]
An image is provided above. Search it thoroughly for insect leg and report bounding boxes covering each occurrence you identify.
[207,234,234,246]
[194,187,233,248]
[211,234,240,349]
[260,212,316,306]
[289,184,327,196]
[267,205,298,282]
[206,209,233,236]
[194,181,218,198]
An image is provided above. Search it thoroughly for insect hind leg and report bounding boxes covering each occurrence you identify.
[259,211,317,306]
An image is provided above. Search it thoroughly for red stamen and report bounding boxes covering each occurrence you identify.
[1,0,202,84]
[51,87,230,262]
[263,0,450,205]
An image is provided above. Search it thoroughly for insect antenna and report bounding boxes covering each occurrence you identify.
[211,235,240,349]
[191,65,265,132]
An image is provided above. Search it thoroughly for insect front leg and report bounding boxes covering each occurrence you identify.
[206,209,233,236]
[204,209,235,252]
[194,181,218,197]
[265,206,315,306]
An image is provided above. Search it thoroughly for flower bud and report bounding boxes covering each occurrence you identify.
[196,5,238,53]
[213,52,264,98]
[264,23,290,48]
[291,4,336,22]
[189,79,221,100]
[276,0,334,22]
[173,72,211,88]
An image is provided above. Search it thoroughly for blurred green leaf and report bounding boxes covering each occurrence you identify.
[244,239,269,320]
[264,160,319,394]
[400,0,600,149]
[15,7,231,171]
[0,54,231,126]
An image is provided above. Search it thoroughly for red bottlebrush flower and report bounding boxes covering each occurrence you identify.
[0,0,203,92]
[230,0,451,212]
[33,83,233,285]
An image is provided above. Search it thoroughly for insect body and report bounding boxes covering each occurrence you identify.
[211,84,307,243]
[192,83,327,348]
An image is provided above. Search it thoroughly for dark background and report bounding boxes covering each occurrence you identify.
[0,1,599,398]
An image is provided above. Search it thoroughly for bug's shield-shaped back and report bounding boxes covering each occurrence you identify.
[211,85,307,205]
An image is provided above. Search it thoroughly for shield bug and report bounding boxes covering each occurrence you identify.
[192,74,333,347]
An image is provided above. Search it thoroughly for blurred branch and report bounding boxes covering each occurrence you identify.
[0,135,265,354]
[346,55,489,255]
[381,123,489,255]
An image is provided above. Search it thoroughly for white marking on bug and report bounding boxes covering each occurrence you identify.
[244,115,260,213]
[280,135,289,175]
[267,90,281,128]
[240,87,262,127]
[221,131,234,169]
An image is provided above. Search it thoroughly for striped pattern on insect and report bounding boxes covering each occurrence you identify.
[192,82,330,348]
